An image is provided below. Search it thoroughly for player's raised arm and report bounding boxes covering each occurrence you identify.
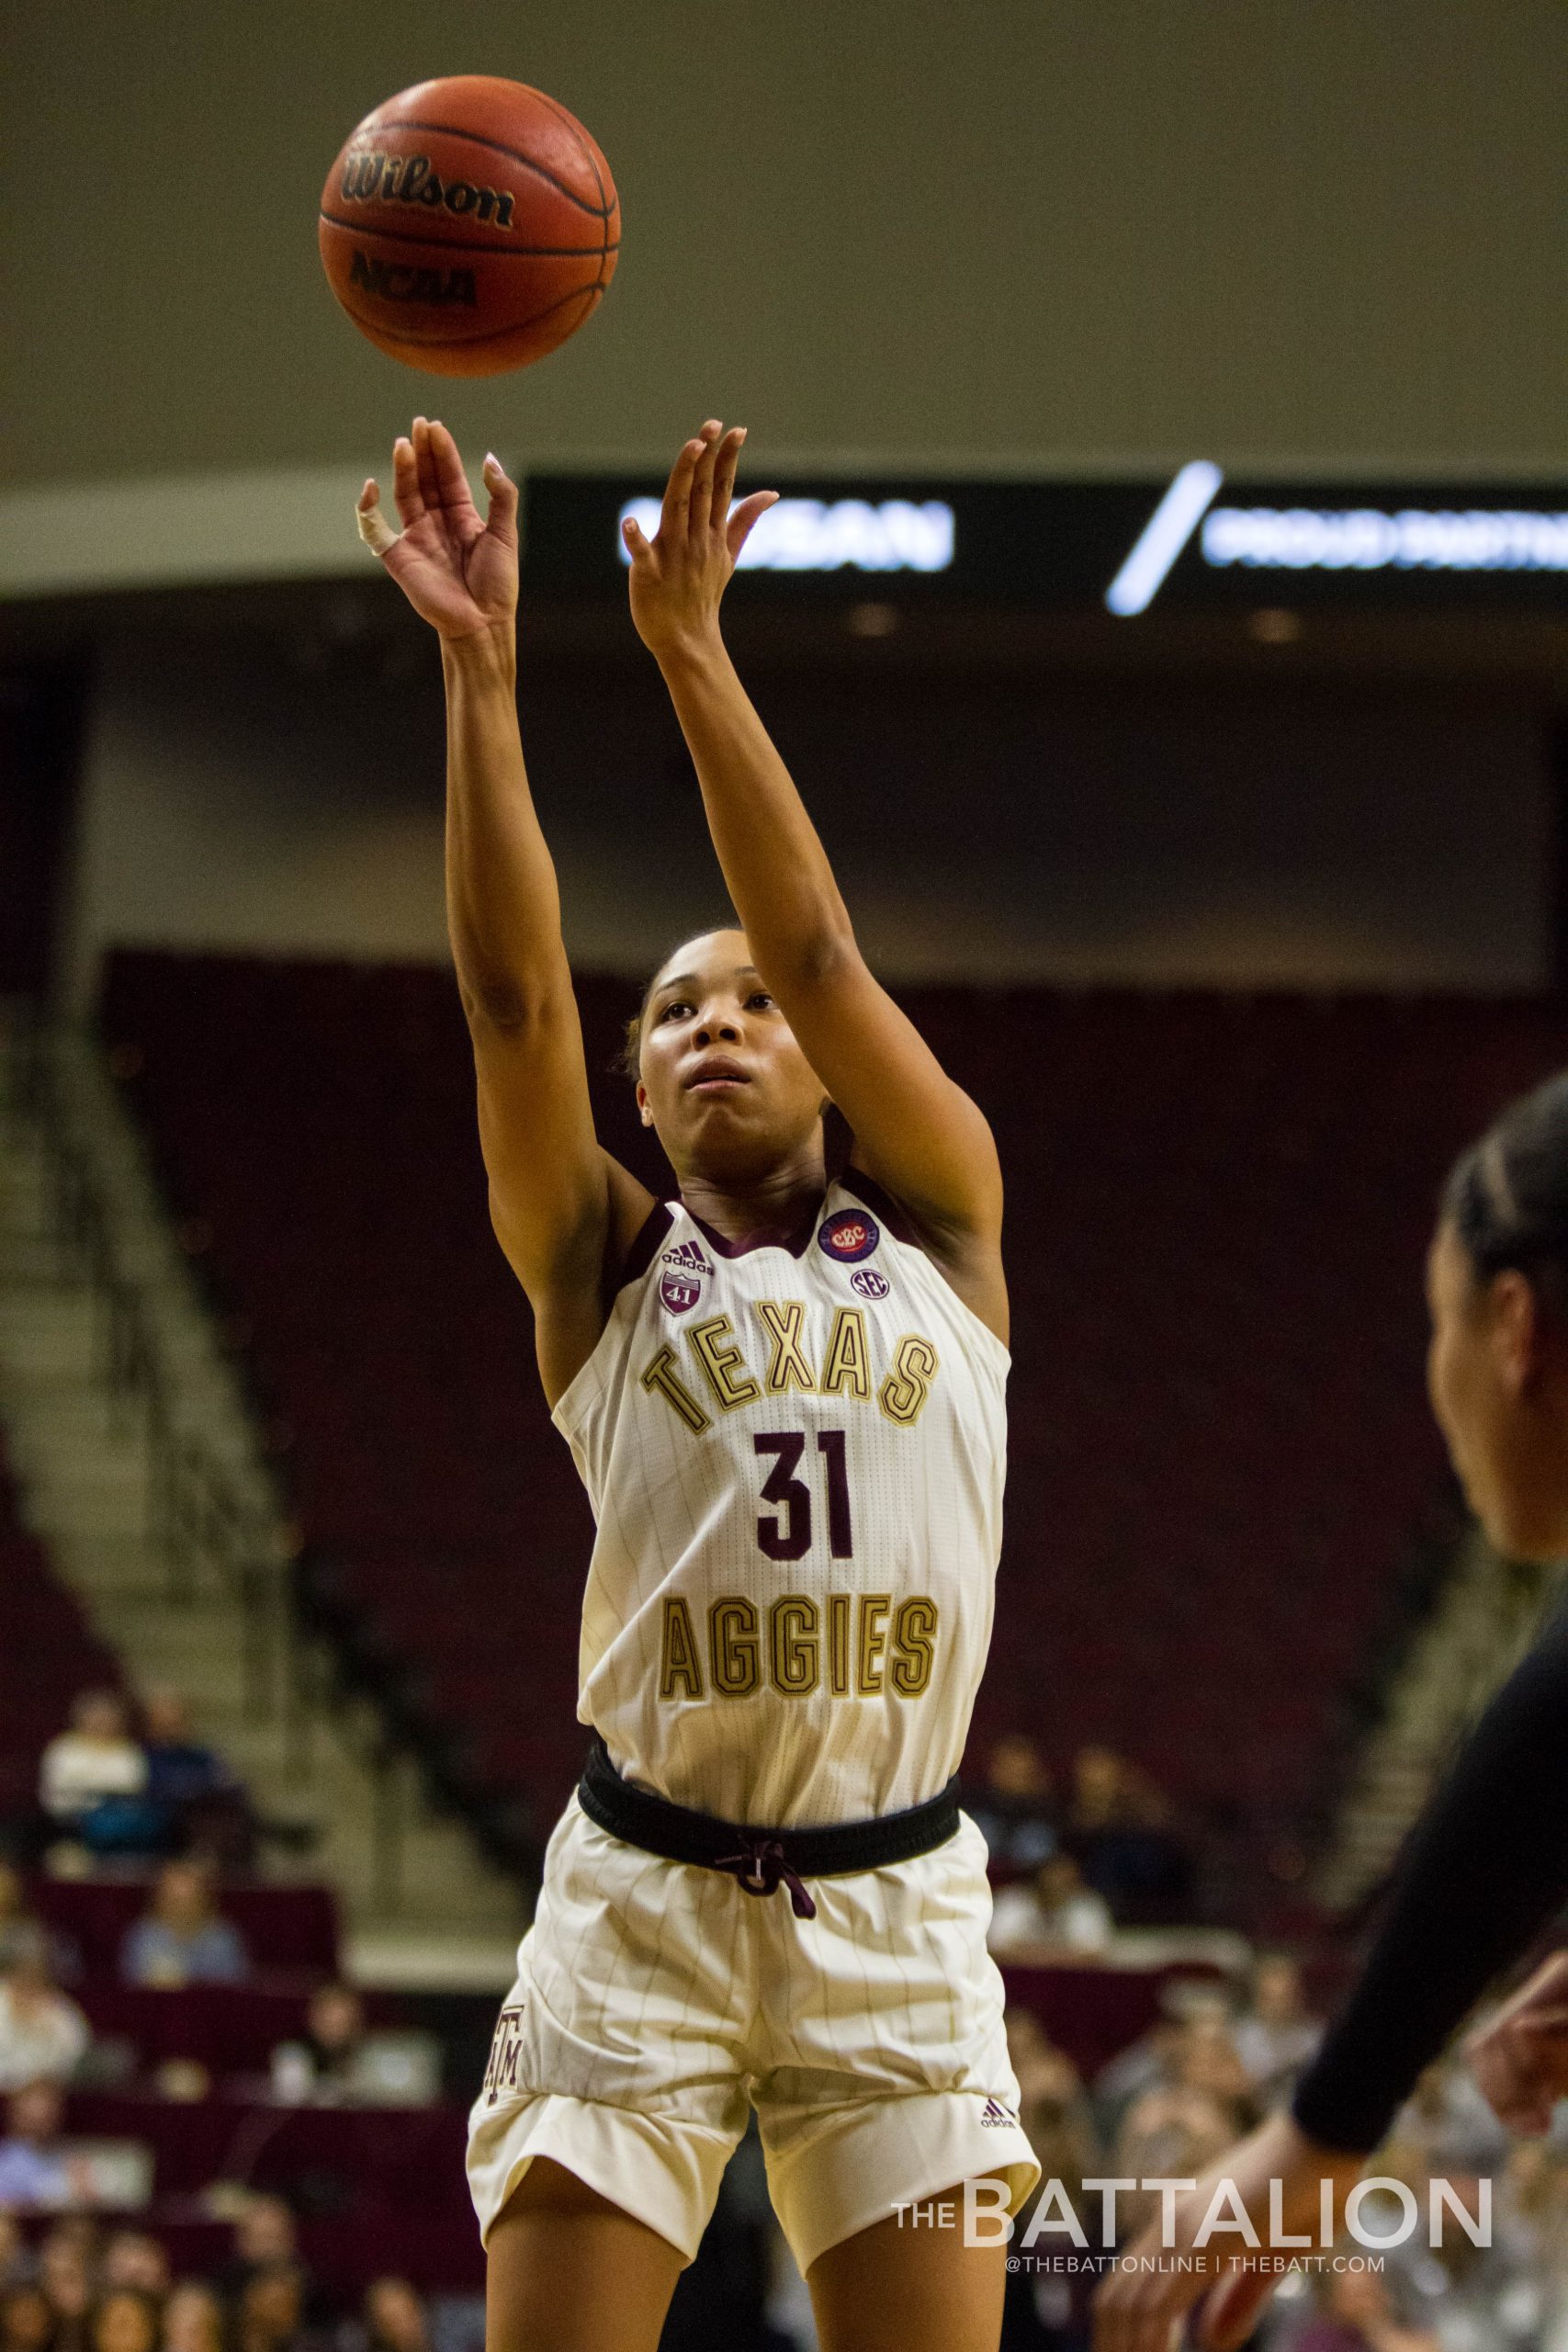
[358,418,652,1400]
[623,423,1004,1327]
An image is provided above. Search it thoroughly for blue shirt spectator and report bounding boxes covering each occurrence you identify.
[119,1861,249,1989]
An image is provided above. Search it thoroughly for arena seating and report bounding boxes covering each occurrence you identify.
[100,949,1568,1900]
[0,1438,125,1836]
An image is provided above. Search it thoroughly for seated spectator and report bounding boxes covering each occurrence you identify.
[212,2198,313,2318]
[964,1736,1059,1876]
[1231,1951,1323,2107]
[1066,1745,1192,1922]
[268,1986,434,2108]
[361,2280,431,2352]
[161,2284,224,2352]
[39,2219,97,2327]
[0,1958,89,2093]
[0,2285,55,2352]
[118,1863,248,1990]
[99,2238,168,2300]
[0,1870,50,1978]
[1112,2012,1254,2230]
[39,1697,164,1862]
[987,1851,1114,1962]
[0,2084,85,2212]
[140,1694,253,1872]
[233,2268,318,2352]
[86,2293,159,2352]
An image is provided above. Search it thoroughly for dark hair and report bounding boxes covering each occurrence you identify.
[615,919,742,1082]
[1444,1073,1568,1290]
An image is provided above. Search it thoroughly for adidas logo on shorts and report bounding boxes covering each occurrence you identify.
[979,2097,1017,2126]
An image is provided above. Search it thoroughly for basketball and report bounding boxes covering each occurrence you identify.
[318,75,619,377]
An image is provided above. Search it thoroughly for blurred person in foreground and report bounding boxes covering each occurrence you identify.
[1094,1073,1568,2346]
[159,2285,223,2352]
[358,2280,432,2352]
[988,1855,1113,1965]
[97,2243,167,2303]
[213,2198,318,2327]
[0,2284,54,2352]
[1288,2262,1438,2352]
[231,2268,321,2352]
[85,2294,158,2352]
[0,1959,88,2094]
[118,1863,247,1990]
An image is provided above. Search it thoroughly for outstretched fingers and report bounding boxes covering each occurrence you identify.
[660,435,705,545]
[427,420,481,526]
[687,419,723,536]
[389,435,424,529]
[412,415,447,515]
[708,426,746,532]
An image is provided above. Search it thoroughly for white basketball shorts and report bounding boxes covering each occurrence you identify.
[467,1795,1040,2276]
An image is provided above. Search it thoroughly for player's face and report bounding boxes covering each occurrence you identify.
[636,931,827,1177]
[1427,1218,1568,1563]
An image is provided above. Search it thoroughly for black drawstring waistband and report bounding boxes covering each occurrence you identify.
[576,1736,961,1920]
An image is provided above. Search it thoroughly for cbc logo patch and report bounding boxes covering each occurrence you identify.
[818,1209,880,1264]
[851,1266,890,1299]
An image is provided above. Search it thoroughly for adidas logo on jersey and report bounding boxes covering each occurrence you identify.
[979,2097,1018,2126]
[661,1239,715,1276]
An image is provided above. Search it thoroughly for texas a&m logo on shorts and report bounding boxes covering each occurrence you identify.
[482,2003,526,2106]
[817,1209,880,1264]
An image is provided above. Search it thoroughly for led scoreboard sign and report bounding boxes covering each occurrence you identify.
[521,469,1568,612]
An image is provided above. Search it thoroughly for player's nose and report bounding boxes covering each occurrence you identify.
[693,1013,741,1045]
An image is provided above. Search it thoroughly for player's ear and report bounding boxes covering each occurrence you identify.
[637,1079,655,1130]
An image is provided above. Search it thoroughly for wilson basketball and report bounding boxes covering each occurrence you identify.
[319,75,619,377]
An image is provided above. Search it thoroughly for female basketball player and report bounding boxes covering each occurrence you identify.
[1094,1072,1568,2351]
[356,418,1038,2352]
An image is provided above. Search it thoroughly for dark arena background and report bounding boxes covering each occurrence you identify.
[2,5,1566,2347]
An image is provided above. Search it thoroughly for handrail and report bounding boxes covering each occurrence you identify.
[5,1018,416,1909]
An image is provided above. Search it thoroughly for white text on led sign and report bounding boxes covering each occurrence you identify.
[616,496,955,574]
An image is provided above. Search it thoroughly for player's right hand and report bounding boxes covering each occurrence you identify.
[1091,2112,1365,2352]
[356,417,519,640]
[1467,1950,1568,2135]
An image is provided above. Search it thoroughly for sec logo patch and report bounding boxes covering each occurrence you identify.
[851,1267,890,1299]
[818,1209,880,1263]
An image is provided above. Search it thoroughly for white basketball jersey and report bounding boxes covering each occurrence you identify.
[551,1172,1008,1827]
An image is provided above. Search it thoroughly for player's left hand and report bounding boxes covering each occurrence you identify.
[1467,1950,1568,2135]
[622,421,778,662]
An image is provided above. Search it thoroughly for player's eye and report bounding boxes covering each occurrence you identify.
[747,991,774,1011]
[657,999,692,1023]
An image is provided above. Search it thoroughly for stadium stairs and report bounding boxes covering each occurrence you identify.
[0,1006,525,1976]
[1316,1524,1568,1913]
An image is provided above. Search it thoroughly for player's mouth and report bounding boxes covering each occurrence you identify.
[684,1057,751,1094]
